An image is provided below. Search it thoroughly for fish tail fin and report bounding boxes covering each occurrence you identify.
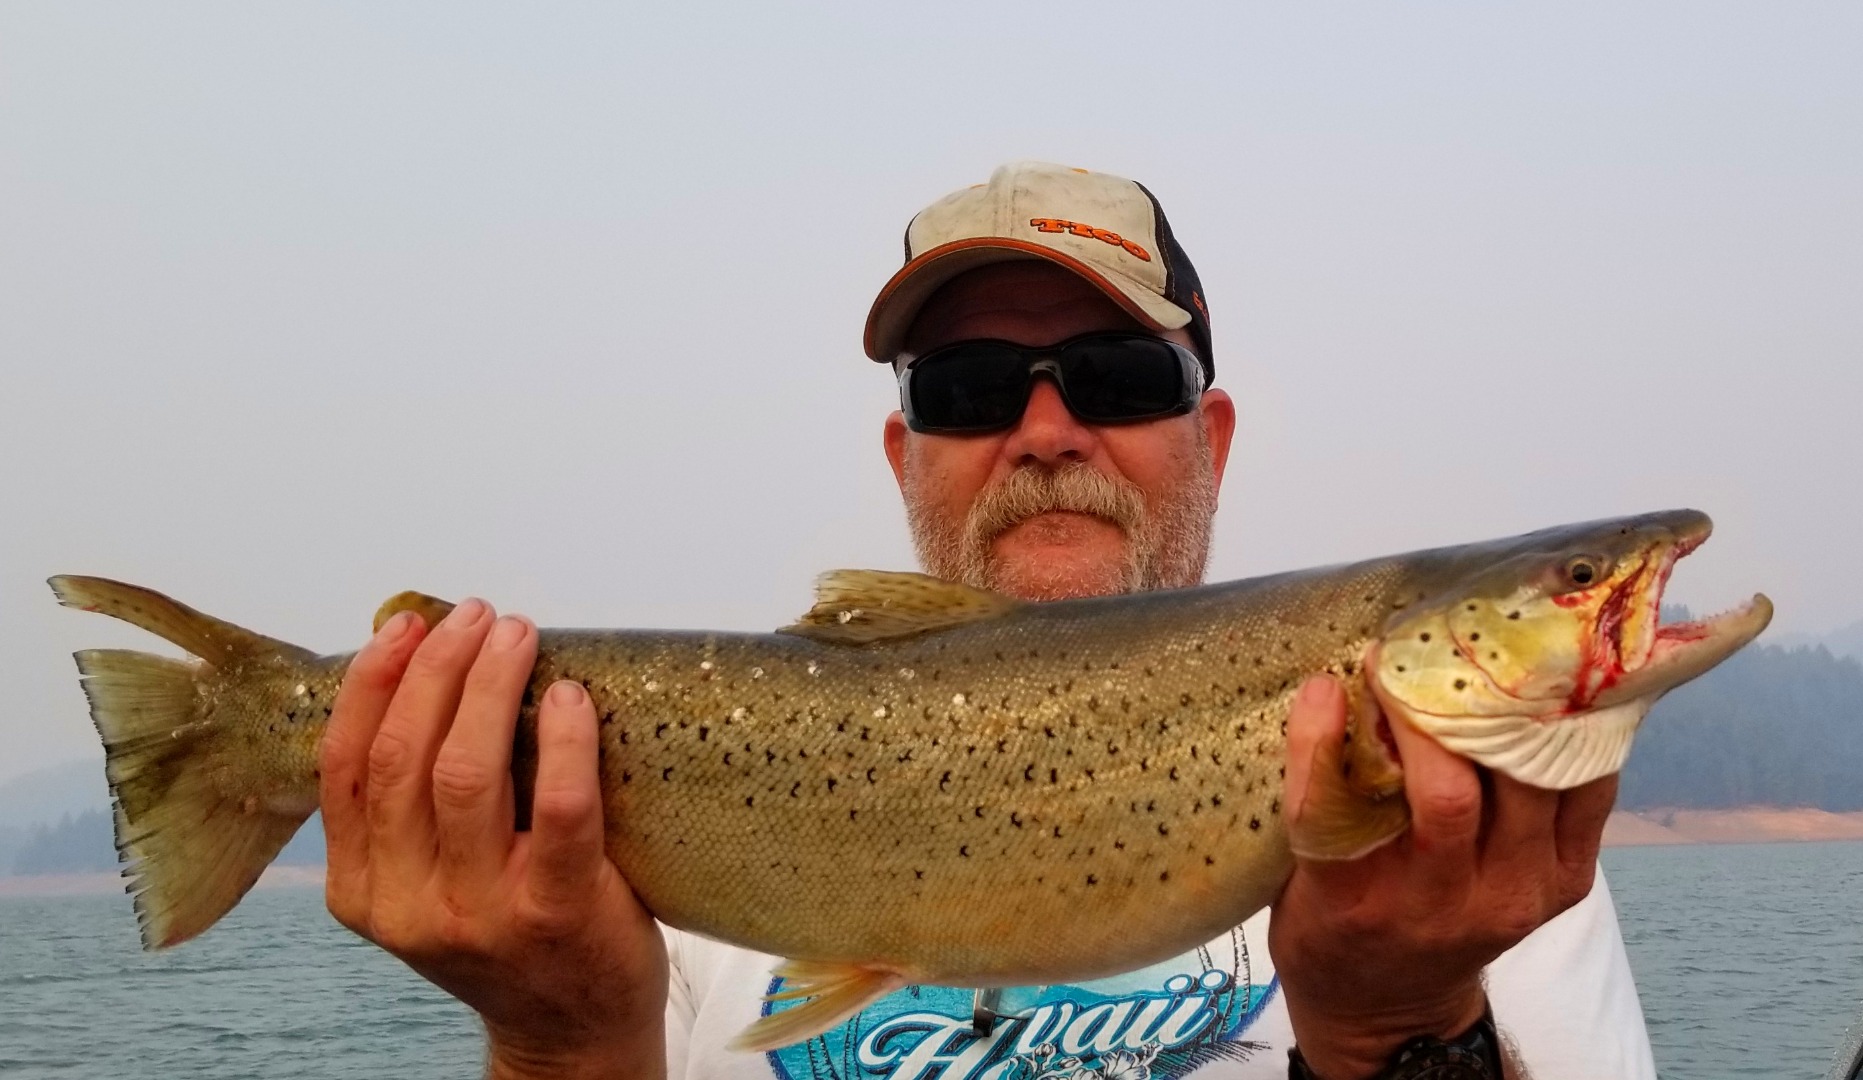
[729,960,909,1053]
[1289,678,1411,861]
[50,575,320,949]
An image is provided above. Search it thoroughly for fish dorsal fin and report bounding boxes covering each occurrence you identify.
[779,570,1022,645]
[372,591,457,634]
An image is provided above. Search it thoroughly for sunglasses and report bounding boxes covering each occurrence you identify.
[898,333,1207,434]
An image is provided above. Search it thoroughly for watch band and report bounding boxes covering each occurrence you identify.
[1287,1006,1502,1080]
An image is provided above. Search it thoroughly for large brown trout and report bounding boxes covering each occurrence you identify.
[51,509,1769,1050]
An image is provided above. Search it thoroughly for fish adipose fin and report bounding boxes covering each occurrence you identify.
[731,959,909,1053]
[372,590,456,633]
[780,570,1022,645]
[48,575,316,949]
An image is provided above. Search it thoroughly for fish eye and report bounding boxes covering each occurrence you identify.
[1563,556,1605,588]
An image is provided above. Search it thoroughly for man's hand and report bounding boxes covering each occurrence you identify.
[320,600,668,1080]
[1271,675,1616,1080]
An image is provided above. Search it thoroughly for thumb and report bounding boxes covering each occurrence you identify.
[1284,675,1348,829]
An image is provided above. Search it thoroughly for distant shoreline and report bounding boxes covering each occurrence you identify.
[1602,807,1863,847]
[0,863,324,898]
[4,810,1862,898]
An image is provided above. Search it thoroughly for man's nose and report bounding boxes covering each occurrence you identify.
[1002,376,1096,467]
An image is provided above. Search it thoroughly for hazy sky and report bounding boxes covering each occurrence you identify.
[3,3,1859,783]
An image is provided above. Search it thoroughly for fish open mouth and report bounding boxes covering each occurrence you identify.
[1584,523,1772,712]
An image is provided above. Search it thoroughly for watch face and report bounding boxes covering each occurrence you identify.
[1289,1013,1502,1080]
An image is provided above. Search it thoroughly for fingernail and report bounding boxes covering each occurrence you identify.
[1297,675,1337,707]
[375,610,415,644]
[445,598,488,628]
[489,616,529,651]
[548,680,585,707]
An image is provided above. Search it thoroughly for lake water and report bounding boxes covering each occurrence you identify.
[2,842,1861,1079]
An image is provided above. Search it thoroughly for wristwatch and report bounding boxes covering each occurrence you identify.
[1287,1007,1502,1080]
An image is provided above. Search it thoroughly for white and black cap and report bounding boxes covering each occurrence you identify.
[864,161,1214,383]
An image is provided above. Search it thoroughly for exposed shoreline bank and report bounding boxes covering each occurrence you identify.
[1602,807,1863,847]
[5,811,1862,897]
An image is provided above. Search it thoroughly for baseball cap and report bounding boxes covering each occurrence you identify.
[864,161,1214,383]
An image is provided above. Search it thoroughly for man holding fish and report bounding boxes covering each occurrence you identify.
[315,163,1659,1078]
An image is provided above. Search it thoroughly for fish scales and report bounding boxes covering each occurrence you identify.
[48,508,1773,1050]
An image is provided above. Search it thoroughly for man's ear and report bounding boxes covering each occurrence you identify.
[1199,388,1236,490]
[883,410,911,492]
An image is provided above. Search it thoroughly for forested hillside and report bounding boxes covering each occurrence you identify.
[1620,639,1863,810]
[8,809,328,875]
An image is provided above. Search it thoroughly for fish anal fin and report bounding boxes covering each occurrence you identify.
[778,570,1020,646]
[728,959,909,1053]
[372,591,456,634]
[1289,698,1412,862]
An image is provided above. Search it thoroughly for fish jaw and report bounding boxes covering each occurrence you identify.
[1372,511,1771,790]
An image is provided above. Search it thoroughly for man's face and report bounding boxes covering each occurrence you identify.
[882,261,1236,602]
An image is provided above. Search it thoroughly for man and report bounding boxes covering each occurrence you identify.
[319,163,1656,1079]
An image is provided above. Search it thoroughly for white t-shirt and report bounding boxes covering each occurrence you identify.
[663,869,1654,1080]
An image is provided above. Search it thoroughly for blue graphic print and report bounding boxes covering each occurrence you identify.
[763,936,1276,1080]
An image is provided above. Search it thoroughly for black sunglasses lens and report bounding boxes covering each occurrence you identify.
[908,345,1030,431]
[1059,338,1190,421]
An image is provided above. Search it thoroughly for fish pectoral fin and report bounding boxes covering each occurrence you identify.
[1288,710,1412,862]
[778,569,1022,645]
[727,960,909,1053]
[372,590,456,634]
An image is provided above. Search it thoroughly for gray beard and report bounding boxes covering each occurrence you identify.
[902,435,1217,601]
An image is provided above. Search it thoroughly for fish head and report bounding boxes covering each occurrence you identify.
[1369,509,1772,789]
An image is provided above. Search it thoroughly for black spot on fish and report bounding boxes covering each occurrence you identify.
[897,750,913,764]
[765,749,777,765]
[915,869,924,880]
[1053,825,1064,838]
[1169,766,1179,781]
[622,771,632,784]
[1157,822,1170,837]
[1468,603,1478,612]
[960,845,970,857]
[1396,664,1407,673]
[1249,817,1260,830]
[698,726,709,741]
[1010,812,1024,828]
[1049,767,1059,784]
[1179,693,1192,707]
[1205,855,1216,866]
[1454,679,1468,690]
[974,805,984,817]
[866,767,877,784]
[723,751,734,765]
[1024,764,1035,782]
[826,777,837,792]
[654,722,669,738]
[1420,632,1431,642]
[1212,793,1224,806]
[662,766,674,781]
[1509,611,1522,620]
[1469,631,1481,641]
[1044,725,1055,738]
[849,809,858,821]
[939,771,952,791]
[1086,874,1098,886]
[1107,741,1120,755]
